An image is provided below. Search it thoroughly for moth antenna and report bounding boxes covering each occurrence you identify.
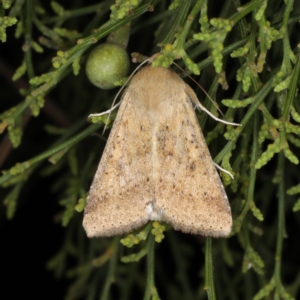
[88,102,121,131]
[214,163,234,179]
[195,101,241,126]
[173,62,242,127]
[173,62,224,115]
[89,57,154,134]
[89,103,120,118]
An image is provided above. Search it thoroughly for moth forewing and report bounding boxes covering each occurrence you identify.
[83,90,154,238]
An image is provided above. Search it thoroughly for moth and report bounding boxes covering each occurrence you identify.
[83,65,232,238]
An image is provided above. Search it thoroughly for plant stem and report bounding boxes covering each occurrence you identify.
[204,237,216,300]
[0,122,102,185]
[100,237,120,300]
[274,152,285,291]
[143,233,158,300]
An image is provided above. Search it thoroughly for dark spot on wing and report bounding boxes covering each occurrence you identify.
[190,161,196,171]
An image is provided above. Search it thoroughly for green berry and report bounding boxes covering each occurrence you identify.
[86,43,130,89]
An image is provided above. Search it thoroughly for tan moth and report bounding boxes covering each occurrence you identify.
[83,65,233,238]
